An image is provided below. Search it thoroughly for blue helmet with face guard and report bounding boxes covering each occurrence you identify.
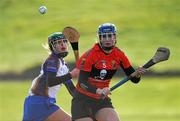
[97,23,117,52]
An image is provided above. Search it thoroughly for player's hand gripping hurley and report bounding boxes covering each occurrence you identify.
[111,47,170,92]
[63,27,80,62]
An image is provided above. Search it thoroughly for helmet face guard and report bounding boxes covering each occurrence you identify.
[97,23,117,51]
[48,32,69,58]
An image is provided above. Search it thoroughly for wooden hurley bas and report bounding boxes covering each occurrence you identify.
[63,26,80,62]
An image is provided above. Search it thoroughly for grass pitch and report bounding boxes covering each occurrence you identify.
[0,77,179,121]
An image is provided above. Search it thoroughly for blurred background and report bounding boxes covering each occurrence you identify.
[0,0,179,121]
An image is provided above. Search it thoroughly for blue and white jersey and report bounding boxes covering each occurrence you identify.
[29,53,69,98]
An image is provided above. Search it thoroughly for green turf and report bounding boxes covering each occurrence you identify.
[0,0,179,72]
[0,77,179,121]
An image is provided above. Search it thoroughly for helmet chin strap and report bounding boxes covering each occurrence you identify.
[53,51,68,58]
[99,41,114,53]
[56,52,68,58]
[102,45,114,51]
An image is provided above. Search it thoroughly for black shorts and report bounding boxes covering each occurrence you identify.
[71,91,114,120]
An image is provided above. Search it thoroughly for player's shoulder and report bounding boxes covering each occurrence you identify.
[114,46,125,53]
[83,48,93,57]
[82,44,98,57]
[113,47,129,59]
[46,54,59,62]
[43,53,59,68]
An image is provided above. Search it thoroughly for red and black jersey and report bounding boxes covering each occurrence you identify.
[76,43,132,99]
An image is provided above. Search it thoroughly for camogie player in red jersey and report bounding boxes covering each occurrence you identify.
[71,23,147,121]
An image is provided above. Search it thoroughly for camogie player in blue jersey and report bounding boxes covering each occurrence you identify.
[22,32,78,121]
